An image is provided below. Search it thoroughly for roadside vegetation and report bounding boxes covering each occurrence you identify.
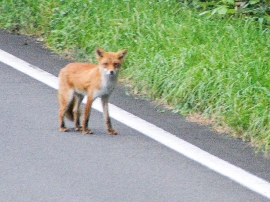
[0,0,269,153]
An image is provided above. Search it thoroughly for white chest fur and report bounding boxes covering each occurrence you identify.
[93,69,118,99]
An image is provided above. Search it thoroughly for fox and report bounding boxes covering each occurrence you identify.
[58,48,127,135]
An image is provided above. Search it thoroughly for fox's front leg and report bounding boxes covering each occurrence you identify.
[102,96,117,135]
[82,96,94,134]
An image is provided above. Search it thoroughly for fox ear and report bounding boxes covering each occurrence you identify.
[95,48,106,58]
[118,49,128,60]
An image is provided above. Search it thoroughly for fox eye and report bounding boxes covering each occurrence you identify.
[103,63,108,66]
[113,63,119,67]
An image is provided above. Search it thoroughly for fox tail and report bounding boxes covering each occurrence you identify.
[65,97,81,121]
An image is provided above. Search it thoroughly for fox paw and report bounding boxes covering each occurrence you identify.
[75,126,83,131]
[108,128,117,135]
[83,129,93,134]
[59,127,69,132]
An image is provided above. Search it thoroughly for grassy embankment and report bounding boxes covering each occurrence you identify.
[0,0,269,153]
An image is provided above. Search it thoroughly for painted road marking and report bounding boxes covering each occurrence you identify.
[0,49,270,199]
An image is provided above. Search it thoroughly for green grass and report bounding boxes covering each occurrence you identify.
[1,0,270,153]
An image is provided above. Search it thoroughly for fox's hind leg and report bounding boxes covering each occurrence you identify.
[73,93,84,131]
[58,98,69,132]
[58,89,74,132]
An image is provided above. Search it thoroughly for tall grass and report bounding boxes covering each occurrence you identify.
[1,0,269,152]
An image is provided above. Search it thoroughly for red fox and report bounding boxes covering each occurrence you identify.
[58,48,127,135]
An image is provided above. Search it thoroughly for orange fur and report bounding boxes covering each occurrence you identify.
[58,48,127,134]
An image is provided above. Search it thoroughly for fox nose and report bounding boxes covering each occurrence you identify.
[109,71,114,75]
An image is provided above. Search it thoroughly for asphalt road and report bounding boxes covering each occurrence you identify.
[0,30,269,202]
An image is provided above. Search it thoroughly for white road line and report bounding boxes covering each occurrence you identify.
[1,49,270,199]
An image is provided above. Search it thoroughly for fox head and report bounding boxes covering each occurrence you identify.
[96,48,128,76]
